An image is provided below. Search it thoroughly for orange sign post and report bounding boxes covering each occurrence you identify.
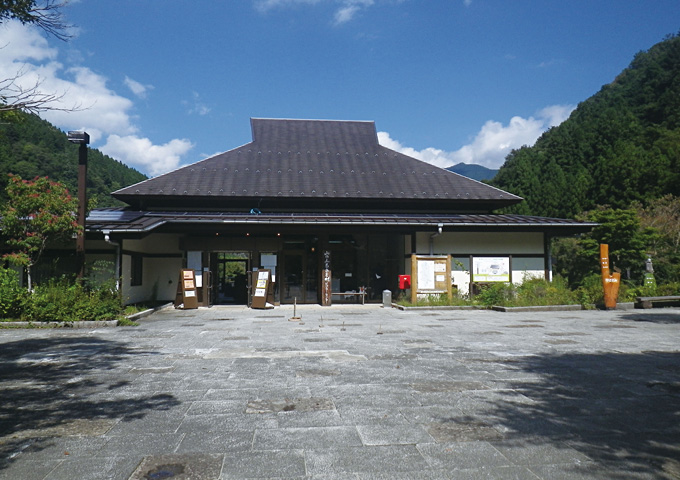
[600,244,620,310]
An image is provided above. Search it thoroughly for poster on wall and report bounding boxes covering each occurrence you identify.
[472,257,510,282]
[417,260,435,290]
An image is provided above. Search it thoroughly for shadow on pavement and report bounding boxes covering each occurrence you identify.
[0,336,179,470]
[619,312,680,324]
[487,350,680,478]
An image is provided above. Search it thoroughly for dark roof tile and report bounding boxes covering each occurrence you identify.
[113,118,521,210]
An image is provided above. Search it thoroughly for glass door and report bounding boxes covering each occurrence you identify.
[282,250,318,304]
[213,252,249,304]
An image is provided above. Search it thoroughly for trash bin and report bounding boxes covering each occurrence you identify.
[382,289,392,308]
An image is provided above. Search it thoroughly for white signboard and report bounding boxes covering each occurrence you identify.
[473,257,510,282]
[417,260,435,290]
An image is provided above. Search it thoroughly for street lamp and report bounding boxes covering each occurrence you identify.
[67,130,89,280]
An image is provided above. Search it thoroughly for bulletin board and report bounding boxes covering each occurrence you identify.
[471,256,511,282]
[174,268,198,309]
[410,255,452,303]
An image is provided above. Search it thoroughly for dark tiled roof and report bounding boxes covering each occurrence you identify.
[113,118,521,211]
[88,208,596,235]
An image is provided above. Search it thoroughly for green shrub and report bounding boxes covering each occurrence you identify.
[0,267,28,319]
[514,276,578,306]
[400,292,470,307]
[475,282,515,307]
[657,282,680,296]
[23,276,123,322]
[574,273,605,306]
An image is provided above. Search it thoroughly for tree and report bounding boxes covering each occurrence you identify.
[0,0,71,40]
[635,195,680,283]
[1,1,77,115]
[552,207,657,288]
[1,174,80,290]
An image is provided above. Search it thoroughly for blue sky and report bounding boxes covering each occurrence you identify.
[1,1,678,176]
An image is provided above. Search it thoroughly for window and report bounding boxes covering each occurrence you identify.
[131,254,143,286]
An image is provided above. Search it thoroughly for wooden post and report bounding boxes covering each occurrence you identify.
[411,254,418,304]
[322,250,332,306]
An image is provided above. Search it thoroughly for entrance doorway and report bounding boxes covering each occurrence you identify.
[212,252,249,304]
[281,250,318,304]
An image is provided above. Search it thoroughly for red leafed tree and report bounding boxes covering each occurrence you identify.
[1,174,80,290]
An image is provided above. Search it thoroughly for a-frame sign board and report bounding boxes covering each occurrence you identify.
[251,269,272,309]
[174,268,199,309]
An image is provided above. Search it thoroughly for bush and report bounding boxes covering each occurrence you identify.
[574,273,605,306]
[23,276,123,322]
[399,292,470,307]
[657,282,680,296]
[475,282,515,307]
[0,267,28,319]
[514,276,578,306]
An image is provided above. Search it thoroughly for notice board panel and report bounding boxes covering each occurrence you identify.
[411,254,452,303]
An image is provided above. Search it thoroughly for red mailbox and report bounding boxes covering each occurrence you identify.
[399,275,411,289]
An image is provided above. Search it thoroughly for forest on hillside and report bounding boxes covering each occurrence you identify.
[492,33,680,288]
[0,111,147,207]
[493,33,680,219]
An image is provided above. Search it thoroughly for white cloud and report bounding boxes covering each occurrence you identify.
[101,135,194,177]
[334,0,374,24]
[254,0,322,13]
[378,105,575,170]
[255,0,382,25]
[183,91,211,116]
[124,76,153,99]
[0,21,193,176]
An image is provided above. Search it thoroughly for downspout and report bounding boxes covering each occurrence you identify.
[103,230,121,291]
[429,223,443,256]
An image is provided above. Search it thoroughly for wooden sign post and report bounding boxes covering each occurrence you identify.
[322,250,332,306]
[600,244,620,310]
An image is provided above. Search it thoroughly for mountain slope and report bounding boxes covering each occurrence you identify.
[0,112,146,207]
[446,163,498,181]
[492,33,680,218]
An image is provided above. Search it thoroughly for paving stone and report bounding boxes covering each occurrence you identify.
[1,305,679,479]
[128,453,224,480]
[254,426,362,449]
[175,430,254,454]
[44,455,142,480]
[416,442,513,470]
[221,449,306,478]
[305,445,430,476]
[356,423,434,445]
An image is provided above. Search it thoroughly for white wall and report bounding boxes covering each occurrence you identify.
[417,231,544,255]
[120,234,183,305]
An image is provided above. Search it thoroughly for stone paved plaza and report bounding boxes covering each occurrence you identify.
[1,304,679,479]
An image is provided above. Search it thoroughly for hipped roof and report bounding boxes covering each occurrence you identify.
[113,118,522,212]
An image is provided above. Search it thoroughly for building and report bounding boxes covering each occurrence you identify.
[85,118,594,306]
